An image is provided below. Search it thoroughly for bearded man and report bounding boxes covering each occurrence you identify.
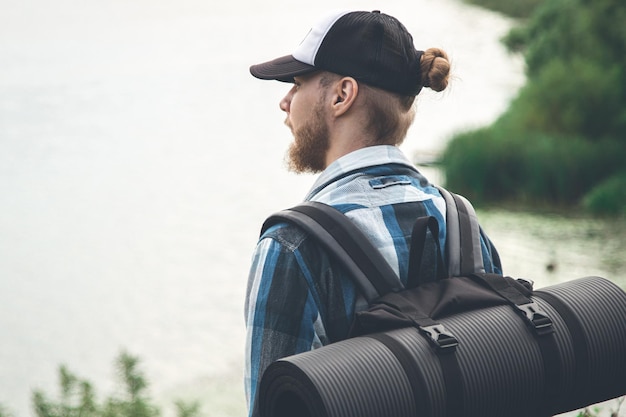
[244,10,502,417]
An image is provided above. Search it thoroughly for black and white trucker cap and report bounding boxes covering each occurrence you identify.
[249,10,425,96]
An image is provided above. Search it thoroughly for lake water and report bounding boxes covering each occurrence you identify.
[1,0,624,416]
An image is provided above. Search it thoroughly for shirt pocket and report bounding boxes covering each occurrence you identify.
[369,175,412,189]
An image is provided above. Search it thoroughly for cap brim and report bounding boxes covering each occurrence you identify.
[250,55,317,83]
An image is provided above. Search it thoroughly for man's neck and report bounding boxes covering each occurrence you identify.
[323,116,375,168]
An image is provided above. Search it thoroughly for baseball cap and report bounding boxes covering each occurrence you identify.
[249,10,425,96]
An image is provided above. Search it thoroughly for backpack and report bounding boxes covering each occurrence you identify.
[257,188,626,417]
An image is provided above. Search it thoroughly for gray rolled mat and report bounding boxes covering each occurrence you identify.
[259,276,626,417]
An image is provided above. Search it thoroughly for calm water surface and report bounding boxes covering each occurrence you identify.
[0,1,623,416]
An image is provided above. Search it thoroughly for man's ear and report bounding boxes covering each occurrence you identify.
[330,77,359,117]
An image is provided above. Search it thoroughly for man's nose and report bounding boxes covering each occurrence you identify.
[279,87,295,113]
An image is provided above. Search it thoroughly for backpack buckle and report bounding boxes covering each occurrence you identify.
[420,324,459,352]
[516,302,554,336]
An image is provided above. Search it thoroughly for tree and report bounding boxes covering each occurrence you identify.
[503,0,626,139]
[443,0,626,214]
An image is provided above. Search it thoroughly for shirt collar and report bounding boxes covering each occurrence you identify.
[305,145,418,200]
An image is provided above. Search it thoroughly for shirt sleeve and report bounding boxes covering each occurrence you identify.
[244,232,325,417]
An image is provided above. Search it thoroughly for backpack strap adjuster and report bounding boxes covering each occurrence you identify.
[420,324,459,352]
[516,302,554,336]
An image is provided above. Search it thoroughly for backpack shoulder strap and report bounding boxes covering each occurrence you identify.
[260,188,487,300]
[436,186,485,276]
[261,201,403,303]
[407,215,447,287]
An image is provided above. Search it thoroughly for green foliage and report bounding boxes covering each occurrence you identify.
[583,171,626,216]
[32,366,98,417]
[504,0,626,73]
[172,401,201,417]
[30,352,200,417]
[577,407,600,417]
[443,0,626,214]
[576,396,625,416]
[503,59,623,139]
[443,126,626,207]
[503,0,626,139]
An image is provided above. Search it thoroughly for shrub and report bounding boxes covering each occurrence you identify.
[31,352,200,417]
[443,125,625,208]
[583,171,626,216]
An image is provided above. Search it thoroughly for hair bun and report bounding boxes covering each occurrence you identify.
[420,47,450,92]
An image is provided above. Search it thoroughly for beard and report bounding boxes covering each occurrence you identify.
[286,100,330,174]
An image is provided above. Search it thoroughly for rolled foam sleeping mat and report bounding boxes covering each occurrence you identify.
[259,276,626,417]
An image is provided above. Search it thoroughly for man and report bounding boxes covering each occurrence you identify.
[244,10,502,417]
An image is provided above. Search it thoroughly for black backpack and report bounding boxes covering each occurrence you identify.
[258,188,626,417]
[261,188,559,415]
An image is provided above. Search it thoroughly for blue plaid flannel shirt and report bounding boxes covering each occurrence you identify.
[244,146,502,416]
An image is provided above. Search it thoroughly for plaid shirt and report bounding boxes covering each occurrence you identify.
[244,146,501,416]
